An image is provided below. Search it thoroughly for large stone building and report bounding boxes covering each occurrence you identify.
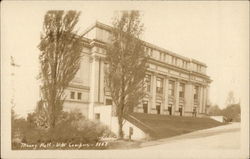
[63,22,212,122]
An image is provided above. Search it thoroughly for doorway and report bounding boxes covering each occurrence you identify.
[143,101,148,113]
[168,105,172,115]
[156,103,161,114]
[179,107,183,116]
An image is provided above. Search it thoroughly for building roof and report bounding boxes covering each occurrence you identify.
[82,21,207,67]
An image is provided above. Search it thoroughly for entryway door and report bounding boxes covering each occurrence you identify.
[143,103,148,113]
[156,105,161,114]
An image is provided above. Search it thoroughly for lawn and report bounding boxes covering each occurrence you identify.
[126,113,225,139]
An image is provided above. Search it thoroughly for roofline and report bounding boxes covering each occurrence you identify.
[82,21,207,66]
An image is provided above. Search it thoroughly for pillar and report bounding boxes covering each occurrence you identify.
[206,86,210,114]
[163,76,169,114]
[198,86,203,114]
[174,80,180,114]
[88,55,100,119]
[202,86,207,114]
[151,73,157,114]
[184,82,194,114]
[99,58,105,103]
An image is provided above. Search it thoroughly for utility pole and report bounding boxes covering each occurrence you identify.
[10,56,20,109]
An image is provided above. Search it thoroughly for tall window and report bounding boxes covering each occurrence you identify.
[183,61,187,68]
[194,86,199,99]
[145,74,151,92]
[156,77,163,94]
[77,92,82,100]
[70,92,75,99]
[179,83,185,98]
[168,80,175,96]
[150,49,153,57]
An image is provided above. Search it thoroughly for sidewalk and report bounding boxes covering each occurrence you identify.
[138,122,240,149]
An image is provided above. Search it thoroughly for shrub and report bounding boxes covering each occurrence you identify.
[12,110,115,149]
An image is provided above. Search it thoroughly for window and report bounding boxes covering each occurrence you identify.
[106,99,112,105]
[77,92,82,100]
[150,49,153,57]
[70,92,75,99]
[156,77,163,94]
[165,54,168,62]
[145,47,149,56]
[95,113,100,120]
[194,86,199,99]
[172,57,177,65]
[145,74,151,92]
[96,47,100,53]
[168,55,172,63]
[160,52,165,61]
[168,80,175,96]
[183,61,187,68]
[177,59,181,67]
[179,83,185,98]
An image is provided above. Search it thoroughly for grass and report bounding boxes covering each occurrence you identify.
[126,113,225,139]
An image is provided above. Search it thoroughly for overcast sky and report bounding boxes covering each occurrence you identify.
[2,1,249,117]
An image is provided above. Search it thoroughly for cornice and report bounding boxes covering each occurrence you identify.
[68,83,90,90]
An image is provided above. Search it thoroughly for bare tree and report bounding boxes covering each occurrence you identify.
[105,11,148,139]
[38,11,84,128]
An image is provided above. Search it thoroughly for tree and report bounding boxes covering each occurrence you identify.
[38,11,84,128]
[208,104,222,116]
[221,104,241,122]
[225,91,236,106]
[105,11,148,139]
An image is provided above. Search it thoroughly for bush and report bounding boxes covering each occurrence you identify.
[12,111,115,149]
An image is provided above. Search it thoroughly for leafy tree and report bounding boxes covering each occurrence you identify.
[38,10,84,128]
[222,104,241,122]
[208,105,222,116]
[225,91,236,106]
[105,11,148,138]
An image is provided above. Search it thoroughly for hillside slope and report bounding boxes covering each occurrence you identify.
[125,113,224,139]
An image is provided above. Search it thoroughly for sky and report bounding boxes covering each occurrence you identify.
[2,1,249,117]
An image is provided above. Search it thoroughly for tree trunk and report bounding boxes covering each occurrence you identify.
[118,116,124,139]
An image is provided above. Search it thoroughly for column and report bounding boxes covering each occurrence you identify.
[151,73,157,114]
[99,58,105,103]
[202,86,207,114]
[184,82,194,113]
[206,86,210,114]
[198,86,203,114]
[163,77,169,114]
[88,56,99,119]
[174,80,180,114]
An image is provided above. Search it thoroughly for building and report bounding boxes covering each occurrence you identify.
[63,22,212,137]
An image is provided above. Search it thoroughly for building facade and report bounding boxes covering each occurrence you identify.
[63,22,212,120]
